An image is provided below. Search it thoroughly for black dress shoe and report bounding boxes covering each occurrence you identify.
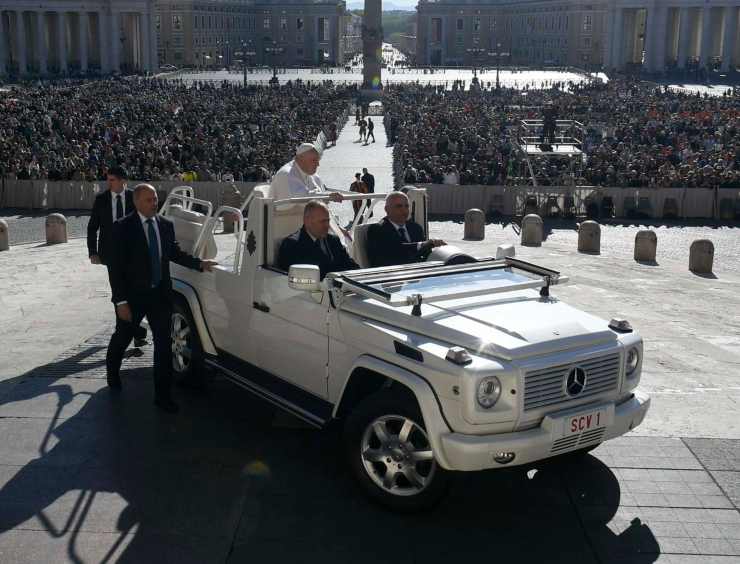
[154,398,180,414]
[133,338,148,347]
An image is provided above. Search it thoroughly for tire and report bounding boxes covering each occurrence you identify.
[343,390,452,512]
[171,299,205,381]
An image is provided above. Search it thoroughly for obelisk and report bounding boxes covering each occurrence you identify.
[362,0,382,90]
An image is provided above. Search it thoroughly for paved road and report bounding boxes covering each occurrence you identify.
[1,231,739,562]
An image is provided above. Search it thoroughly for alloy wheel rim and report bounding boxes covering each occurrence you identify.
[360,414,436,497]
[171,313,192,373]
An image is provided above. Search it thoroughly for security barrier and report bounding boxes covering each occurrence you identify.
[0,180,259,211]
[418,184,740,220]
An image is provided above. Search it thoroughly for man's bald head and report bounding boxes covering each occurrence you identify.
[133,183,158,218]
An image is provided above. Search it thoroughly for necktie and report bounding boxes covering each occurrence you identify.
[398,226,410,242]
[317,238,333,262]
[115,194,123,220]
[147,219,162,288]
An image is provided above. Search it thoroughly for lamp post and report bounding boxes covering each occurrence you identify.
[264,40,284,82]
[236,40,256,87]
[488,42,510,90]
[120,33,126,74]
[466,46,486,81]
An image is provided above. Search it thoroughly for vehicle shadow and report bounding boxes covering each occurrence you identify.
[0,339,659,563]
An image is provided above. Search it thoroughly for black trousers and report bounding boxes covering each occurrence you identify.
[106,288,173,401]
[106,266,147,341]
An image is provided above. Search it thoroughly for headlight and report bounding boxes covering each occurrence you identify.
[477,376,501,409]
[626,347,640,377]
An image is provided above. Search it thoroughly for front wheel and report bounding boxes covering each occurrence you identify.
[343,391,452,512]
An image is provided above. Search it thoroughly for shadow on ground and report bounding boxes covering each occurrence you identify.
[0,336,659,563]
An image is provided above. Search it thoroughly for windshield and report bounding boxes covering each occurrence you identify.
[347,267,536,304]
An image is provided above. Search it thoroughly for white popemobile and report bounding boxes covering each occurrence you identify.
[161,185,650,512]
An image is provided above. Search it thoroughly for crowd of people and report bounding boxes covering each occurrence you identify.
[385,78,740,189]
[0,77,353,182]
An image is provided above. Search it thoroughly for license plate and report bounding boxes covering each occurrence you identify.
[565,408,607,437]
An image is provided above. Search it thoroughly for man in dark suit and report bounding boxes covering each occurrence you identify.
[87,166,133,266]
[278,200,358,279]
[107,184,217,413]
[367,191,445,268]
[361,167,375,211]
[87,166,147,346]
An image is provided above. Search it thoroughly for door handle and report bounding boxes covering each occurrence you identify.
[253,301,270,313]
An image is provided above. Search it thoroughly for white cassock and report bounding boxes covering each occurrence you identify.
[270,159,326,201]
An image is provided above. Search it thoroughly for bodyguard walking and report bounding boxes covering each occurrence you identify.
[106,184,217,413]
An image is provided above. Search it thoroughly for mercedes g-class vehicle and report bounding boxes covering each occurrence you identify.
[161,185,650,511]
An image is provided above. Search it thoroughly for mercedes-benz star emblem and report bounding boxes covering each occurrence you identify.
[566,367,587,396]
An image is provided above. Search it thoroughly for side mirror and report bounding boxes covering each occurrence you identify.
[288,264,321,292]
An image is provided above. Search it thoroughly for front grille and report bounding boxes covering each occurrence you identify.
[524,352,621,412]
[551,427,606,454]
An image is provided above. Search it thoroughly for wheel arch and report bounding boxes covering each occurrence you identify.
[333,355,454,470]
[172,279,217,356]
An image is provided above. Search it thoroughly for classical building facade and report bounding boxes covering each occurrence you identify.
[155,0,347,69]
[0,0,157,77]
[416,0,739,73]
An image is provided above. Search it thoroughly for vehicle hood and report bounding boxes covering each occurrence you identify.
[343,289,616,361]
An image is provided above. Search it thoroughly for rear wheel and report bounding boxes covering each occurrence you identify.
[171,300,204,381]
[343,391,452,512]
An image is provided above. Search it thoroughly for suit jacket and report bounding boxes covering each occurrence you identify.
[367,217,428,268]
[108,212,202,304]
[278,227,358,279]
[87,189,135,264]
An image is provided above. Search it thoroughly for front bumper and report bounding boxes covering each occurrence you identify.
[437,389,650,471]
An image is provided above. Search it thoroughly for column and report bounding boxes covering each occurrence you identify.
[110,10,120,72]
[677,7,690,68]
[721,6,738,71]
[649,6,668,72]
[611,8,624,70]
[16,11,28,75]
[362,0,382,88]
[141,12,151,71]
[699,6,713,67]
[0,11,8,76]
[37,11,47,75]
[603,7,615,69]
[57,11,67,73]
[99,10,110,72]
[79,12,88,72]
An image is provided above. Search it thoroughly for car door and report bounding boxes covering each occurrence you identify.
[251,267,330,401]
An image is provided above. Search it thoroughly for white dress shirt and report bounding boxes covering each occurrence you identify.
[110,190,126,221]
[389,219,422,250]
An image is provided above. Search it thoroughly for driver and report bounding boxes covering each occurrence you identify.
[367,191,445,267]
[278,200,358,279]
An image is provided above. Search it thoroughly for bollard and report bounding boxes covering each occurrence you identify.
[496,244,515,260]
[520,214,543,247]
[578,220,601,254]
[689,239,714,274]
[221,184,243,233]
[463,208,485,241]
[45,213,68,245]
[0,219,9,252]
[634,230,657,262]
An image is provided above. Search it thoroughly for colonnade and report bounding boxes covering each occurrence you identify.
[0,4,157,77]
[605,3,739,73]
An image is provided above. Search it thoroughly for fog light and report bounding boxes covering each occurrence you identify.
[494,452,516,464]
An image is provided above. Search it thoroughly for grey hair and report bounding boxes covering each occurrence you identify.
[133,183,156,198]
[303,199,329,218]
[385,191,409,205]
